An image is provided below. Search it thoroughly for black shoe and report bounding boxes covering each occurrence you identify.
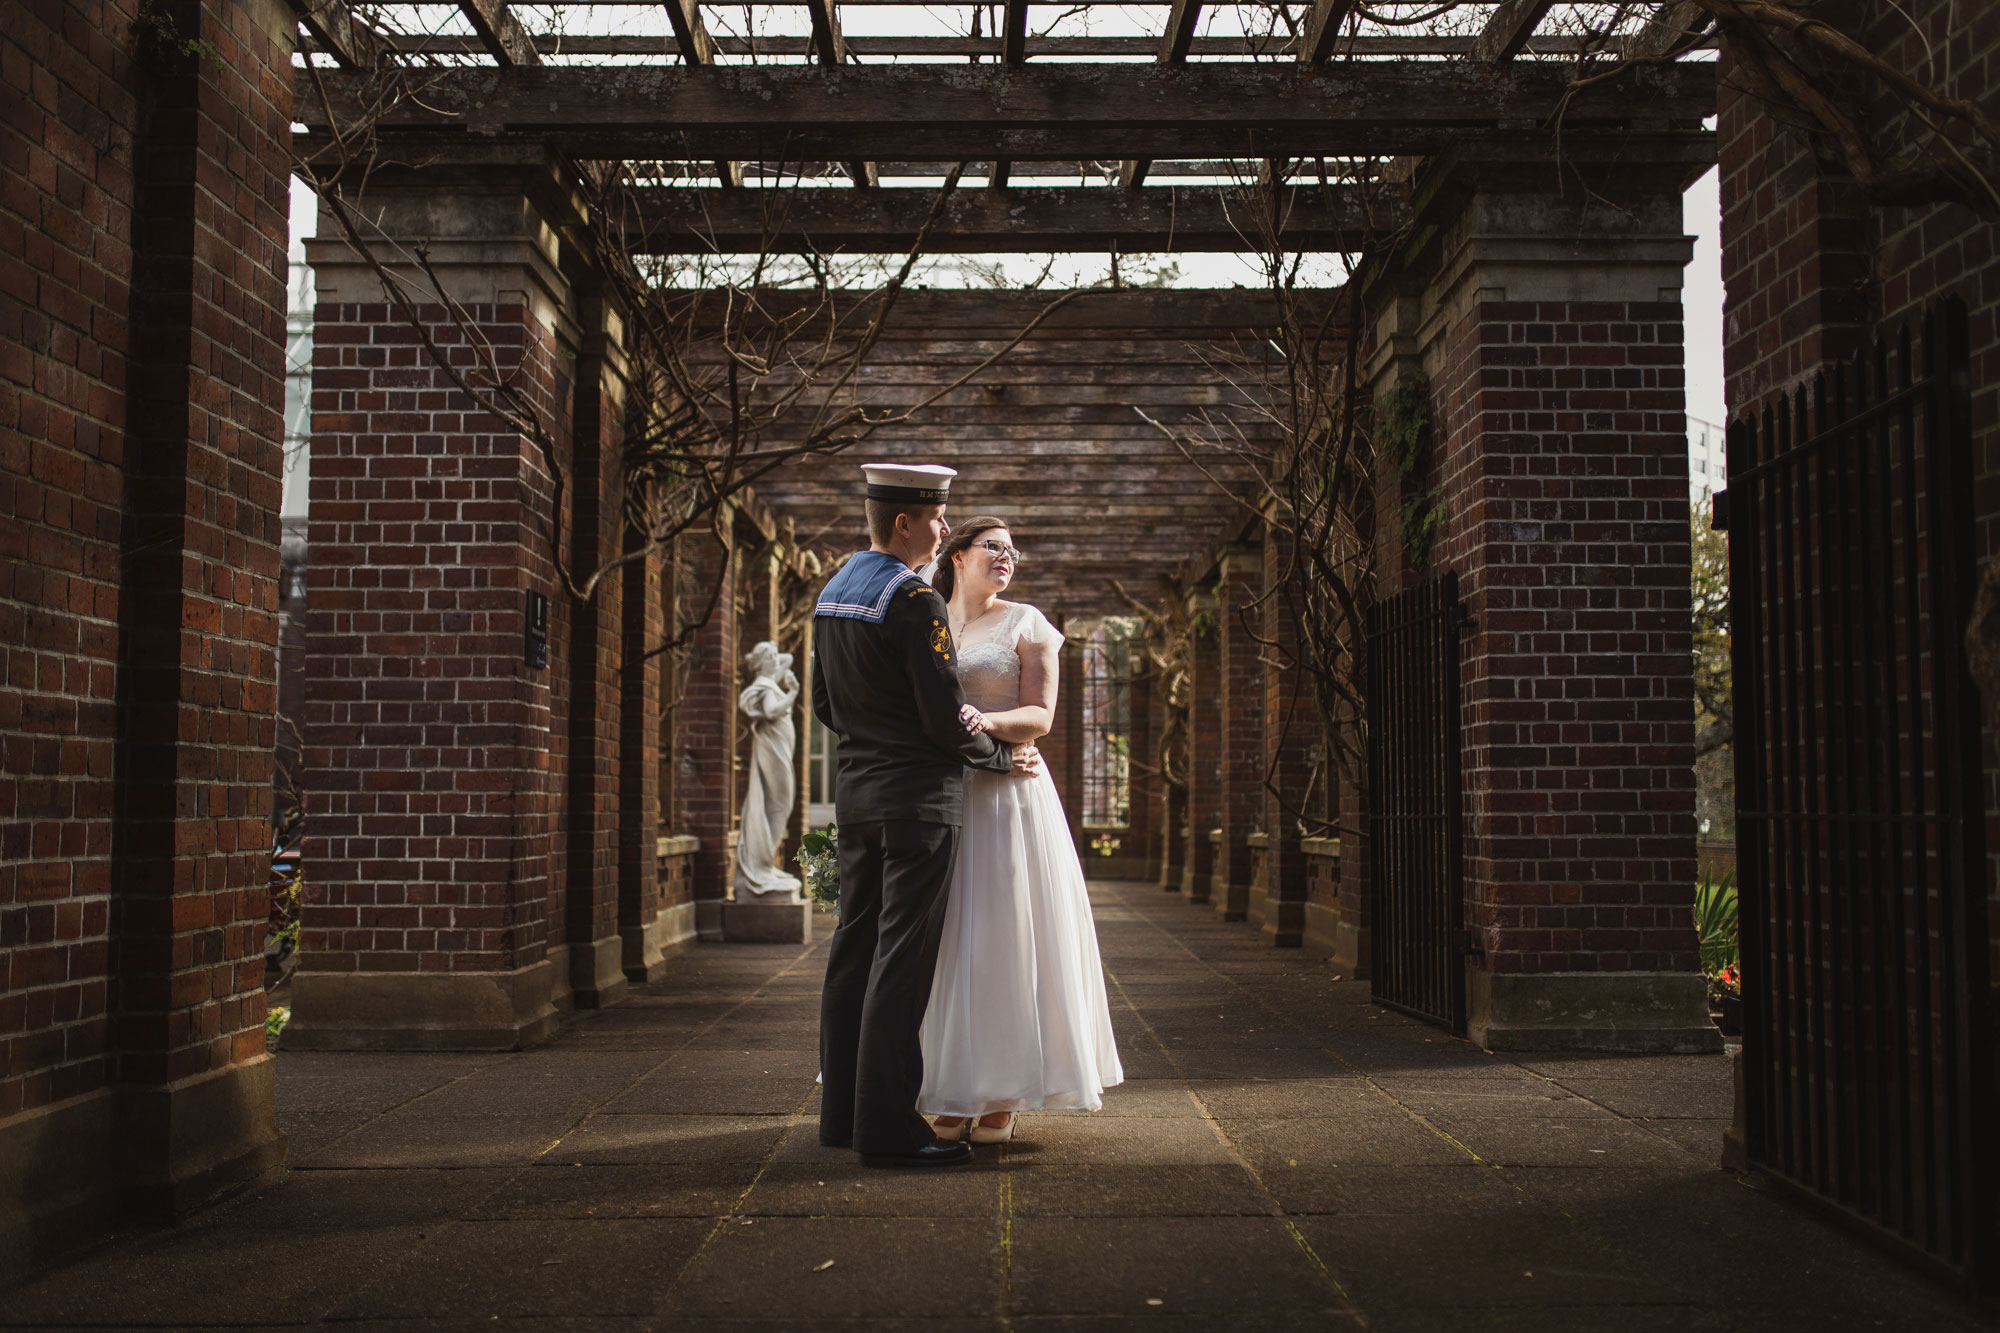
[820,1135,852,1149]
[861,1142,974,1169]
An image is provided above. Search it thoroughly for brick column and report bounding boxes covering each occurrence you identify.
[1124,662,1155,880]
[618,529,678,981]
[680,527,738,940]
[1259,524,1311,947]
[291,168,578,1049]
[1156,662,1186,891]
[0,0,297,1254]
[1213,546,1262,920]
[561,295,628,1008]
[1052,640,1086,855]
[1180,587,1220,903]
[1408,146,1715,1051]
[100,0,294,1217]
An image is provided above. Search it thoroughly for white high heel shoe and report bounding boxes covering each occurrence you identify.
[968,1113,1016,1145]
[931,1117,968,1143]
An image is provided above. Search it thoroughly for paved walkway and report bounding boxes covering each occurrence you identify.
[6,881,1993,1330]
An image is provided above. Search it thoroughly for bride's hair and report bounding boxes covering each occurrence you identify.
[931,516,1010,602]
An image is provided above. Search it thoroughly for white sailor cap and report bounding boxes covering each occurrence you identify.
[861,463,956,505]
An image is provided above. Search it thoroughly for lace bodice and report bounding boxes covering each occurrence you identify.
[956,602,1062,714]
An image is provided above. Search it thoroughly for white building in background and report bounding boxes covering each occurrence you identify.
[282,256,313,523]
[1690,414,1726,506]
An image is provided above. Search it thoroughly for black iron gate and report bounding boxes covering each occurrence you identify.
[1366,570,1468,1035]
[1723,296,1995,1291]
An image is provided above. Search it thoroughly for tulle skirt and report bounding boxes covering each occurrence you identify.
[918,764,1124,1116]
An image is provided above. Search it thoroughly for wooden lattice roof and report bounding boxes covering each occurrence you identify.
[287,3,1716,615]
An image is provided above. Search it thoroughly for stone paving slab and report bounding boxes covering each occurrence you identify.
[6,880,1996,1331]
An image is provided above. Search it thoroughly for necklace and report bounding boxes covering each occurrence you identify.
[950,600,999,646]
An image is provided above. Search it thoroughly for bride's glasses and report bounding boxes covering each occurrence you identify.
[975,539,1025,564]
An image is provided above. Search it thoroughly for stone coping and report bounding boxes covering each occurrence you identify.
[1245,831,1269,849]
[1301,835,1339,858]
[656,834,702,859]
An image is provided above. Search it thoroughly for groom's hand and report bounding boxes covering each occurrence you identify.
[1009,743,1041,778]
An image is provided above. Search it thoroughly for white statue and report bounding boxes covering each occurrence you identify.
[735,640,803,900]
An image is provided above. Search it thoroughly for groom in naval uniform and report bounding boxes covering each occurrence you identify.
[812,463,1039,1168]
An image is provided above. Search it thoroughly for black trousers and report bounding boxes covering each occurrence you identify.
[818,818,958,1154]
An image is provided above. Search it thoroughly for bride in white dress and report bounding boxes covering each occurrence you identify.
[920,517,1124,1143]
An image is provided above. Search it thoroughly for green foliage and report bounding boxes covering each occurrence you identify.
[135,1,221,66]
[1377,376,1444,569]
[271,871,303,957]
[798,825,841,913]
[1691,503,1736,838]
[1695,869,1740,980]
[265,1005,291,1043]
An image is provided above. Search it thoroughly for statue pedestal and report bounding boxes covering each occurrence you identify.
[722,899,813,944]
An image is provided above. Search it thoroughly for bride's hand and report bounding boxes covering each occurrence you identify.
[1009,743,1041,778]
[960,704,989,734]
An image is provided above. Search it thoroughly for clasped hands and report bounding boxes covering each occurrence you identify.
[961,704,1041,778]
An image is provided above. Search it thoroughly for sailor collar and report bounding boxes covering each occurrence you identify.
[816,550,927,624]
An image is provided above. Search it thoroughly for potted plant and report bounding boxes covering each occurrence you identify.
[1696,870,1742,1036]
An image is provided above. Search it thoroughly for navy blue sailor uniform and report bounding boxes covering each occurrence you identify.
[812,550,1014,1154]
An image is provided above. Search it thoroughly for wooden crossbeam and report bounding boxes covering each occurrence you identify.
[1001,0,1031,66]
[1628,0,1710,59]
[1472,0,1557,63]
[289,0,378,70]
[622,183,1403,254]
[1120,0,1203,191]
[459,0,537,67]
[662,0,713,65]
[799,0,875,187]
[325,33,1691,59]
[1298,0,1355,65]
[294,63,1719,164]
[660,0,737,187]
[990,0,1033,191]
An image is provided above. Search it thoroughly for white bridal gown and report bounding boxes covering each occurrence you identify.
[919,601,1125,1116]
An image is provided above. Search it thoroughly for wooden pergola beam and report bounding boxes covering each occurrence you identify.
[660,0,738,187]
[622,183,1404,254]
[1120,0,1203,191]
[295,62,1718,164]
[799,0,874,186]
[325,33,1692,59]
[288,0,378,70]
[662,0,714,65]
[1298,0,1356,65]
[459,0,538,67]
[1001,0,1031,66]
[1628,0,1710,59]
[1472,0,1557,63]
[990,0,1032,189]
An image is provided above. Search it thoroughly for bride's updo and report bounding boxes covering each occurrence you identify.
[931,516,1010,602]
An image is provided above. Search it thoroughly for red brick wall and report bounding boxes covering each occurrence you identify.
[1260,524,1311,943]
[1181,603,1220,900]
[1124,663,1155,879]
[1434,295,1700,975]
[677,531,737,903]
[618,538,664,973]
[561,326,624,998]
[1,0,290,1116]
[300,300,565,976]
[1214,552,1262,915]
[0,0,140,1119]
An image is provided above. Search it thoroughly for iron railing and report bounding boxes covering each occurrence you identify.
[1723,295,1995,1292]
[1366,570,1468,1035]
